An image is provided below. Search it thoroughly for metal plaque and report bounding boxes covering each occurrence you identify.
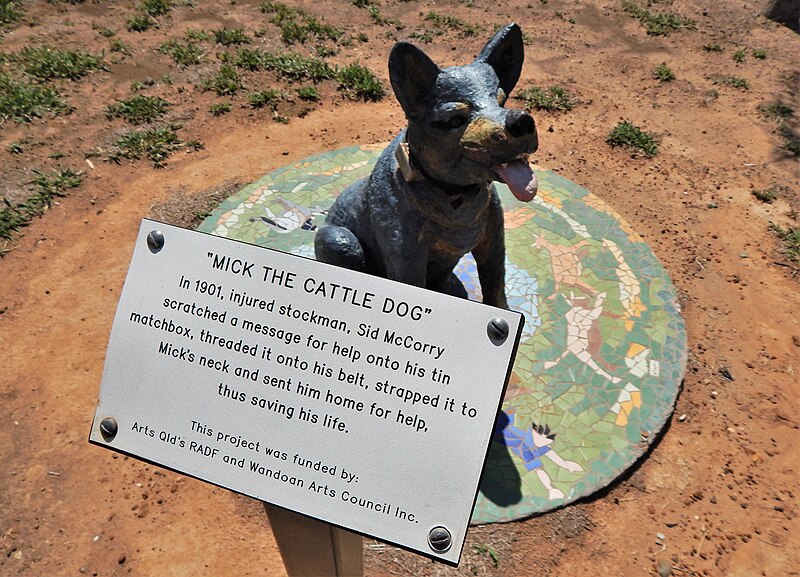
[90,219,522,565]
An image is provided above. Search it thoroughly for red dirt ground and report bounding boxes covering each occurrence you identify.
[1,1,798,576]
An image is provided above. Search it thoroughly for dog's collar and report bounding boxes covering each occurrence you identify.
[395,141,424,182]
[395,141,484,209]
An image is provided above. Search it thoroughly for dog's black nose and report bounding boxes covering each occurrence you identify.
[505,110,535,138]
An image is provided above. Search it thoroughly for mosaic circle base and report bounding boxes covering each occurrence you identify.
[198,145,687,524]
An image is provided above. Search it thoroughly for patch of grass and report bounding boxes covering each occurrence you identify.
[109,124,191,167]
[209,102,231,116]
[296,85,319,101]
[702,43,723,52]
[780,126,800,156]
[758,101,794,121]
[513,85,576,112]
[752,48,767,60]
[223,47,263,71]
[248,89,281,110]
[1,0,23,28]
[127,14,154,32]
[336,62,384,101]
[424,11,482,37]
[141,0,171,17]
[719,75,750,90]
[263,52,336,82]
[106,94,169,124]
[769,222,800,263]
[653,62,675,82]
[752,188,778,203]
[368,5,403,28]
[732,48,746,63]
[259,2,343,45]
[7,141,23,153]
[472,544,500,567]
[185,29,210,41]
[92,23,116,37]
[0,73,70,122]
[202,64,242,96]
[110,38,130,54]
[159,39,203,66]
[0,169,83,242]
[622,0,695,35]
[606,121,659,157]
[214,27,251,46]
[12,46,105,81]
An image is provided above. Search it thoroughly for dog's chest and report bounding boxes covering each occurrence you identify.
[412,185,492,257]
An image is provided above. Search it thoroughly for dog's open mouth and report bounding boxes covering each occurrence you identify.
[491,155,538,202]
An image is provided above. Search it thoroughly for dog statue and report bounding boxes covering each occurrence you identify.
[314,23,538,308]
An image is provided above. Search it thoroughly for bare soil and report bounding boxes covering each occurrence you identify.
[1,1,798,576]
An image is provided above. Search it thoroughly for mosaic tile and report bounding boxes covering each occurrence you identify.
[197,145,687,524]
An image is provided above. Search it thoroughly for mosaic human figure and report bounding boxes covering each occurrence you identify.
[496,410,583,500]
[542,291,622,384]
[533,235,596,299]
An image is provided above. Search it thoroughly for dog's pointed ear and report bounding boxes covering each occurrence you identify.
[475,23,524,95]
[389,42,440,119]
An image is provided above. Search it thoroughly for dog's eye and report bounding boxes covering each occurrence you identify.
[434,115,467,130]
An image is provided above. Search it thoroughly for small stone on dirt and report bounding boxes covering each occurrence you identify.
[657,558,673,577]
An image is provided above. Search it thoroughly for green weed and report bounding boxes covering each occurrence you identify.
[780,126,800,156]
[223,47,263,71]
[0,0,23,28]
[127,14,154,32]
[185,29,210,41]
[106,95,169,124]
[92,23,116,37]
[768,222,800,263]
[513,85,576,112]
[141,0,171,17]
[336,63,384,101]
[758,101,794,121]
[7,141,23,153]
[653,62,675,82]
[752,48,767,59]
[209,102,231,116]
[296,85,319,101]
[719,76,750,90]
[0,73,69,122]
[259,2,343,45]
[12,46,105,80]
[214,27,251,46]
[622,0,695,35]
[606,121,659,157]
[732,48,746,63]
[424,11,482,37]
[159,39,203,66]
[110,39,130,54]
[0,169,83,242]
[109,124,190,167]
[702,43,723,52]
[752,188,778,203]
[248,89,281,110]
[473,544,500,567]
[202,64,242,96]
[263,52,336,82]
[368,5,402,28]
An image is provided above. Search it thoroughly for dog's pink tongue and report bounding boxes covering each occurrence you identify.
[492,159,538,202]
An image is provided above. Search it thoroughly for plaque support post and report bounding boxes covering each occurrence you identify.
[265,504,363,577]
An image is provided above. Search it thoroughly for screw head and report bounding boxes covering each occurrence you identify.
[428,526,452,553]
[147,230,165,254]
[100,417,118,442]
[487,317,509,346]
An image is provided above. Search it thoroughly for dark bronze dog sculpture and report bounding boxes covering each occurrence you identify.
[314,24,538,308]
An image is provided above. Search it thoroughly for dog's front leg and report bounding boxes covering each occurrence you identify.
[473,196,509,309]
[378,231,429,288]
